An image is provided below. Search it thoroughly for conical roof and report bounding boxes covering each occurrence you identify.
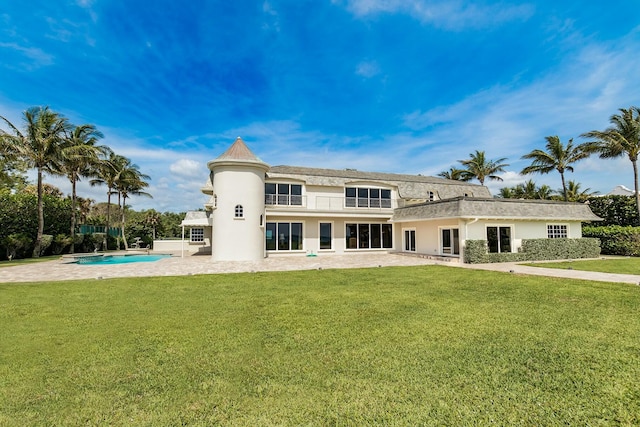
[207,137,270,170]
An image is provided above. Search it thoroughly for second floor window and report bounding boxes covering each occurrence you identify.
[235,205,243,218]
[265,183,302,205]
[345,187,391,208]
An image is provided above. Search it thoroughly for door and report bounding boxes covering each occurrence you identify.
[441,228,460,256]
[403,229,416,252]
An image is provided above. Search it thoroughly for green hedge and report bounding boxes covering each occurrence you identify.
[582,225,640,256]
[464,238,601,264]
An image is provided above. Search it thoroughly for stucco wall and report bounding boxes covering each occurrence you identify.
[212,165,266,261]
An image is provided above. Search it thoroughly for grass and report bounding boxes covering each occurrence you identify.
[526,256,640,275]
[1,266,639,426]
[0,255,63,268]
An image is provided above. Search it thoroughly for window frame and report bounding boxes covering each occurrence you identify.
[190,227,204,243]
[547,224,568,238]
[265,221,304,252]
[345,223,393,250]
[345,187,392,209]
[265,182,303,206]
[234,204,244,218]
[486,225,512,253]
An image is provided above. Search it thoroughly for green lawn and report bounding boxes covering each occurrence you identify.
[0,255,62,268]
[1,266,639,426]
[526,257,640,275]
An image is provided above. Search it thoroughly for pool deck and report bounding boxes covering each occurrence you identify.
[1,251,640,285]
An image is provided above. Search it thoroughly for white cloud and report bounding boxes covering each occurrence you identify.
[337,0,535,30]
[169,159,203,179]
[0,42,54,69]
[355,60,380,78]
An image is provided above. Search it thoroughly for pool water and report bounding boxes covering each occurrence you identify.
[76,254,171,265]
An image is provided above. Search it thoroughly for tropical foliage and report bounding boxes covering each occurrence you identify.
[457,150,509,185]
[520,136,595,201]
[436,167,471,181]
[582,106,640,220]
[498,179,553,200]
[0,106,153,258]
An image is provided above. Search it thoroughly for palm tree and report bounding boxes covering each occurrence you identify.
[458,150,509,185]
[563,180,597,203]
[90,150,128,250]
[536,184,554,200]
[437,167,472,181]
[582,106,640,219]
[520,136,594,202]
[144,209,161,240]
[498,186,515,198]
[0,107,71,257]
[114,161,151,249]
[60,124,105,253]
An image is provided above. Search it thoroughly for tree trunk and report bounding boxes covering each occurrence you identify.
[633,159,640,223]
[560,172,568,202]
[104,190,111,251]
[121,195,128,250]
[70,176,76,254]
[32,169,44,258]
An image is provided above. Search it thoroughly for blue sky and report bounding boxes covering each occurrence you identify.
[1,0,639,212]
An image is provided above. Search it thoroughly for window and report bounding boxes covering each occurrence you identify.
[319,222,332,250]
[346,223,393,249]
[265,183,302,205]
[266,222,303,251]
[547,224,568,238]
[428,191,435,202]
[345,187,392,208]
[190,228,204,242]
[234,205,243,218]
[487,226,511,253]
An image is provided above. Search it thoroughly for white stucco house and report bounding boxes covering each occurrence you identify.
[172,137,601,262]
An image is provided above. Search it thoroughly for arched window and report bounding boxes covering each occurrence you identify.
[235,205,243,218]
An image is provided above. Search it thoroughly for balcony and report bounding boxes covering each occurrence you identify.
[265,195,398,211]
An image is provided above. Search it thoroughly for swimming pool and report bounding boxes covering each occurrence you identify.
[75,254,171,265]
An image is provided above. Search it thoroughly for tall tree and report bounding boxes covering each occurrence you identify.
[458,150,509,185]
[563,180,597,203]
[60,124,105,253]
[437,167,472,181]
[582,106,640,219]
[90,150,128,250]
[520,136,593,202]
[0,107,71,257]
[114,161,151,249]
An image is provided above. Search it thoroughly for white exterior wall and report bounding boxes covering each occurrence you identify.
[211,165,266,261]
[394,219,461,256]
[264,216,394,257]
[465,219,584,253]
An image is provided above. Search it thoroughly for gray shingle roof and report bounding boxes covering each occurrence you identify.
[392,197,602,222]
[267,165,491,199]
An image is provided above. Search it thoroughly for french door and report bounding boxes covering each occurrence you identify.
[441,228,460,256]
[403,229,416,252]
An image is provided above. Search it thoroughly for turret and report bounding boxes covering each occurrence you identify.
[207,137,269,261]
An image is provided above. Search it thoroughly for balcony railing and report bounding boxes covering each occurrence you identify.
[266,195,398,211]
[265,194,305,206]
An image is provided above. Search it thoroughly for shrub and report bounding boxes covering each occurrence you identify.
[2,233,33,260]
[39,234,53,256]
[51,234,73,255]
[582,225,640,256]
[464,238,600,264]
[586,195,639,227]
